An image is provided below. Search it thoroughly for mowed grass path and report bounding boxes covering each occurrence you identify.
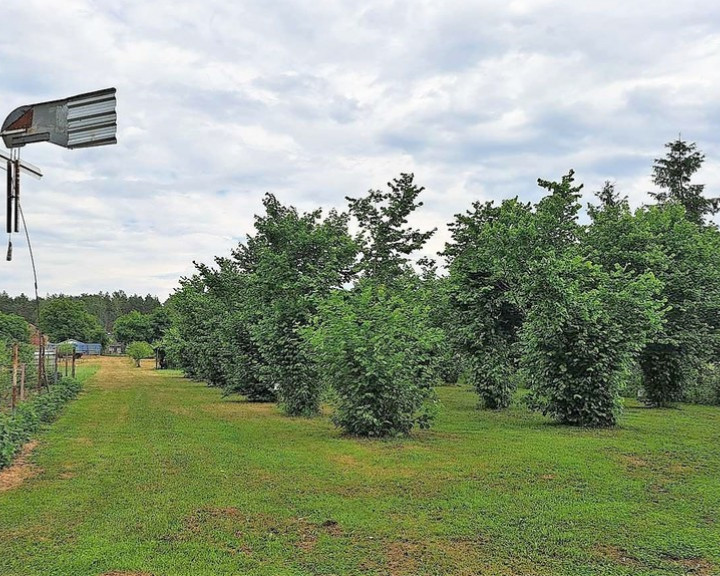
[1,357,719,576]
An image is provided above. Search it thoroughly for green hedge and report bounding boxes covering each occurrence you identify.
[0,377,82,469]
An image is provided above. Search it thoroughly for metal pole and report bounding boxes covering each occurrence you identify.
[13,157,19,233]
[5,159,12,234]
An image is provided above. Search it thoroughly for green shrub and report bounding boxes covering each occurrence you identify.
[522,258,662,427]
[126,341,154,367]
[0,377,81,469]
[308,279,440,437]
[682,363,720,406]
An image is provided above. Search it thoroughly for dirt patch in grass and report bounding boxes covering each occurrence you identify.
[595,544,644,568]
[387,540,424,575]
[177,507,346,555]
[383,535,504,576]
[0,441,40,492]
[102,572,154,576]
[620,455,650,469]
[661,554,716,575]
[203,402,277,419]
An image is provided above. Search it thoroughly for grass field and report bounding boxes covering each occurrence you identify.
[1,356,719,576]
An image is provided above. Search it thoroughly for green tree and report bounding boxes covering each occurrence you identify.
[170,274,228,387]
[521,257,662,426]
[347,173,436,283]
[637,207,720,404]
[126,341,154,368]
[0,312,30,343]
[149,306,172,342]
[113,311,153,345]
[649,138,719,225]
[309,277,440,436]
[585,197,720,406]
[444,198,533,408]
[39,297,106,345]
[234,194,357,416]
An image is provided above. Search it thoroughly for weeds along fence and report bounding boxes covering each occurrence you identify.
[0,342,72,415]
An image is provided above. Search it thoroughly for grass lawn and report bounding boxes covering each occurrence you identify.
[1,356,719,576]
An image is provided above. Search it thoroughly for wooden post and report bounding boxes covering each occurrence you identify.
[37,338,44,391]
[11,343,19,410]
[71,347,76,379]
[20,363,26,401]
[54,348,59,385]
[64,352,68,377]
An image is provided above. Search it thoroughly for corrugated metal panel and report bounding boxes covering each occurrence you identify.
[67,99,116,120]
[65,88,117,149]
[1,88,117,150]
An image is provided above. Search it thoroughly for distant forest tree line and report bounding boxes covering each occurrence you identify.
[0,291,163,345]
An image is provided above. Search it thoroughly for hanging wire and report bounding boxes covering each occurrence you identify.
[17,202,40,319]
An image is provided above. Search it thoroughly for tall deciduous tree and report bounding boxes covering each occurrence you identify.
[347,173,436,283]
[307,173,439,435]
[238,195,356,416]
[586,189,720,406]
[39,297,106,345]
[113,311,153,345]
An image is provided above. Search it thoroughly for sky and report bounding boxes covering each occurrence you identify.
[1,0,719,300]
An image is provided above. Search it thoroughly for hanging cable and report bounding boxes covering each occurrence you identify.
[17,201,40,324]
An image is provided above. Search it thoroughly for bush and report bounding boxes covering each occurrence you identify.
[0,376,82,469]
[126,341,154,368]
[682,363,720,406]
[522,257,662,427]
[308,279,440,437]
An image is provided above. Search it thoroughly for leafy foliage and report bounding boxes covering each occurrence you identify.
[347,173,436,283]
[169,194,356,415]
[649,138,719,225]
[113,311,153,346]
[308,278,440,436]
[586,199,720,406]
[126,341,154,367]
[0,376,82,469]
[521,257,662,426]
[444,197,533,408]
[1,290,161,330]
[231,194,357,416]
[39,297,106,345]
[0,312,30,343]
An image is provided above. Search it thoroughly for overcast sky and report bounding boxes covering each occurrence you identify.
[1,0,719,300]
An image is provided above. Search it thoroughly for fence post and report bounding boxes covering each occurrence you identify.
[37,338,43,391]
[11,343,19,410]
[20,363,26,401]
[72,347,76,379]
[54,348,59,385]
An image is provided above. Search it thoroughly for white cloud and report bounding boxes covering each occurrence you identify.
[1,0,720,299]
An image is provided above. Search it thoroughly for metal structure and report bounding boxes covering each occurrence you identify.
[2,88,117,389]
[2,87,117,149]
[2,87,116,240]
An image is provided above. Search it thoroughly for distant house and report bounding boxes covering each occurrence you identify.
[107,343,123,355]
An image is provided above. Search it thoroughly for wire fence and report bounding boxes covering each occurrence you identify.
[0,343,71,414]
